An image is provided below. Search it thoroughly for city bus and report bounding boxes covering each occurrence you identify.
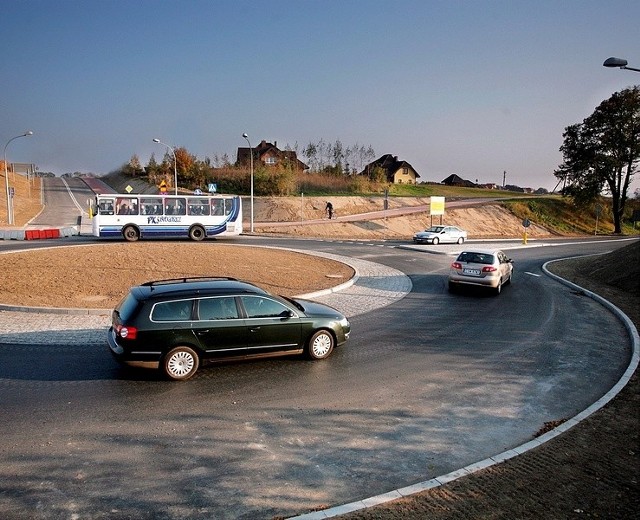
[91,193,243,241]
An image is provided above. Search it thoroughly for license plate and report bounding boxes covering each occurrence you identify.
[463,268,481,275]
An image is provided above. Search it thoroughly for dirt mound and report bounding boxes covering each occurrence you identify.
[252,196,552,240]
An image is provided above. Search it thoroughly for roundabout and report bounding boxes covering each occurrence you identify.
[0,234,637,519]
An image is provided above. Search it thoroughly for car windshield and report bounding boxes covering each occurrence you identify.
[457,252,495,265]
[426,226,444,232]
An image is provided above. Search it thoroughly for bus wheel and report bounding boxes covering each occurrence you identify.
[123,225,140,242]
[189,225,205,241]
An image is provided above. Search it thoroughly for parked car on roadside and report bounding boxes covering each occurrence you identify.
[413,225,467,245]
[448,249,513,295]
[108,277,351,380]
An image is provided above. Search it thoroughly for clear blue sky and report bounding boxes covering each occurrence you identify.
[2,0,639,191]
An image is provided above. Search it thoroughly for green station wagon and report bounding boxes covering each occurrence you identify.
[108,277,351,380]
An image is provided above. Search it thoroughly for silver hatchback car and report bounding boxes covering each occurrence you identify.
[413,225,467,245]
[448,249,513,295]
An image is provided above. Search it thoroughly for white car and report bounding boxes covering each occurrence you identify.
[413,225,467,245]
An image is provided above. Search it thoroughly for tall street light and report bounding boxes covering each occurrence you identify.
[242,133,254,233]
[603,57,640,72]
[4,130,33,226]
[152,138,178,195]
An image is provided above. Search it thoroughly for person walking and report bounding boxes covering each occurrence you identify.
[325,201,334,219]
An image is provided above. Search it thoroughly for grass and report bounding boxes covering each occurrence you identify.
[0,170,43,226]
[502,197,640,236]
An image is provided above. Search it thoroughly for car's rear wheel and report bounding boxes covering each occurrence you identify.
[123,225,140,242]
[307,330,334,360]
[189,225,205,241]
[163,346,200,380]
[457,237,464,244]
[432,237,439,245]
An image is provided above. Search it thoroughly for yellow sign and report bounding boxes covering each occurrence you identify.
[430,196,445,216]
[125,185,133,193]
[159,180,167,193]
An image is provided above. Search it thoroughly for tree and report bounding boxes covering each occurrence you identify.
[122,154,143,177]
[555,86,640,233]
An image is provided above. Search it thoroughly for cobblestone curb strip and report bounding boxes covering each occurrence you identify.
[286,257,640,520]
[0,248,412,346]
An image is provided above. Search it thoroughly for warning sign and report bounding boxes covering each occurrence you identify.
[159,180,167,193]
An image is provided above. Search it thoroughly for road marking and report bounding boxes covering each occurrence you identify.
[525,271,541,277]
[61,177,88,215]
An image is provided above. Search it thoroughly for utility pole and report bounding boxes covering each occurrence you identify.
[503,170,506,188]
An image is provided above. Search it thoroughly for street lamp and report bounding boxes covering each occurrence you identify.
[242,133,254,233]
[603,57,640,72]
[152,138,178,195]
[4,130,33,226]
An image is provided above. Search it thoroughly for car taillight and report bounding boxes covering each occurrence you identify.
[116,324,137,340]
[452,262,462,269]
[482,266,497,272]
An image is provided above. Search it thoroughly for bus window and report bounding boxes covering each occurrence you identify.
[116,198,138,215]
[98,198,115,215]
[188,198,210,216]
[165,198,186,216]
[211,199,224,216]
[224,198,233,215]
[140,197,163,215]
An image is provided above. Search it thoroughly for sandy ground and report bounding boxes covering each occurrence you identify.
[0,243,354,309]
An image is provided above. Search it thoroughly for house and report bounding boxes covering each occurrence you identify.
[236,140,308,171]
[360,154,420,184]
[441,174,476,187]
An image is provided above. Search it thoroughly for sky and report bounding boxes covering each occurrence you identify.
[2,0,639,192]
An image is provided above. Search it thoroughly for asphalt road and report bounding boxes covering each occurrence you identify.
[27,176,93,228]
[0,180,634,519]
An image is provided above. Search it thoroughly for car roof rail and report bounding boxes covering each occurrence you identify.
[141,276,239,288]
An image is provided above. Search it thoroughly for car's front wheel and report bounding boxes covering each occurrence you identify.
[432,237,439,245]
[163,346,200,380]
[307,330,334,360]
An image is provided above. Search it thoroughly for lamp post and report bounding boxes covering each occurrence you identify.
[152,138,178,195]
[603,57,640,73]
[242,133,254,233]
[4,131,33,226]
